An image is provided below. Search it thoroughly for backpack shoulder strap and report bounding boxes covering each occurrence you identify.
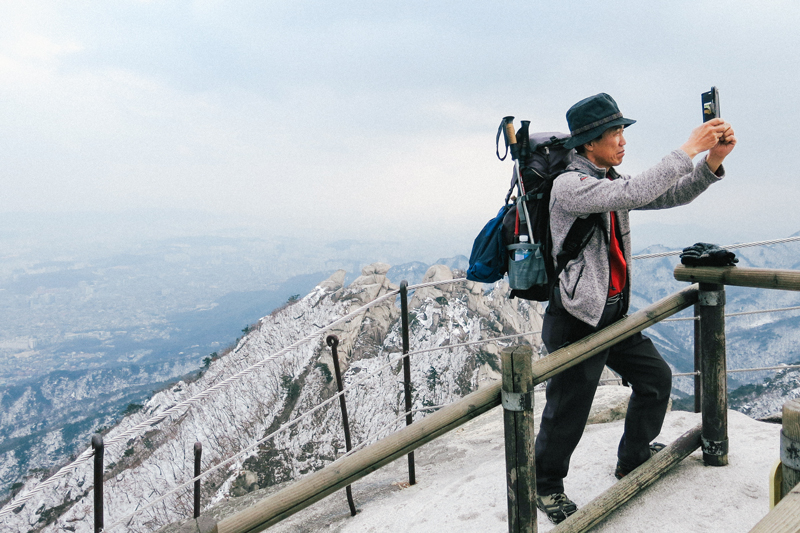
[554,213,602,277]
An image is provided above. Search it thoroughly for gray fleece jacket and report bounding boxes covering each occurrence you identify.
[550,150,724,327]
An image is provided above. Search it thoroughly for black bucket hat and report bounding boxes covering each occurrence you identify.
[563,93,636,150]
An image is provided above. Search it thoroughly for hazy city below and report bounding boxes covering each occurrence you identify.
[0,208,783,390]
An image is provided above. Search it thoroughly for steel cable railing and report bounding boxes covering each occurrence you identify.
[3,233,797,525]
[631,234,800,260]
[103,329,541,530]
[339,404,454,460]
[0,276,466,521]
[672,364,800,378]
[662,304,800,322]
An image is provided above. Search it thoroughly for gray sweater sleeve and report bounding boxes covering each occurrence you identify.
[638,153,725,210]
[552,149,723,216]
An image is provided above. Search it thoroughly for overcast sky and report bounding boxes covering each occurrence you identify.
[2,1,799,257]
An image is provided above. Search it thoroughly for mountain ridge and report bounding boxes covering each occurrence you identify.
[2,238,799,531]
[1,261,543,532]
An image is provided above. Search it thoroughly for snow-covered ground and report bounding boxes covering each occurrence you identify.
[261,402,780,532]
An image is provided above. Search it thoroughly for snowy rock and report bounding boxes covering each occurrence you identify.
[410,264,454,309]
[362,263,391,276]
[318,269,346,292]
[586,385,635,424]
[530,385,633,429]
[1,261,545,532]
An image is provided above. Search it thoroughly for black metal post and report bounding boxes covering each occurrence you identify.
[326,335,357,516]
[399,280,416,485]
[91,434,104,533]
[194,442,202,518]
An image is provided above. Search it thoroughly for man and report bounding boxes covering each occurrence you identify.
[534,93,736,524]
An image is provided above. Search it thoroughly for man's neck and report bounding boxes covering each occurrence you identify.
[586,153,611,171]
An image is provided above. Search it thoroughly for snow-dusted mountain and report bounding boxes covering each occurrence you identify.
[2,236,798,532]
[629,238,800,396]
[729,366,800,419]
[0,263,543,532]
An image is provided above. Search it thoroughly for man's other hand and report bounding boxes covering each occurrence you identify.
[706,122,736,173]
[680,118,736,173]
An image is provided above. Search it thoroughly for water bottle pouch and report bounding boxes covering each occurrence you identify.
[507,242,547,290]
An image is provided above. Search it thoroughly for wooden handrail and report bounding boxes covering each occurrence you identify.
[211,284,700,533]
[553,425,702,532]
[749,485,800,532]
[674,265,800,291]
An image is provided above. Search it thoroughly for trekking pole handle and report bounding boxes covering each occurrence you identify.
[504,119,517,146]
[502,116,521,161]
[497,116,517,161]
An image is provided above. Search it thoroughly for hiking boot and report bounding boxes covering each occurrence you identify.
[536,492,578,524]
[615,442,667,480]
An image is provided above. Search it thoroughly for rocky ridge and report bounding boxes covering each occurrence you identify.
[0,263,544,532]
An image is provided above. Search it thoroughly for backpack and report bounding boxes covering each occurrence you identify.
[466,118,599,301]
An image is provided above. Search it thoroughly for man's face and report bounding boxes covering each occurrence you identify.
[585,126,626,169]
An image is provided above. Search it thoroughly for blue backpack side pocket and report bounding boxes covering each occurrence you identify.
[466,205,510,283]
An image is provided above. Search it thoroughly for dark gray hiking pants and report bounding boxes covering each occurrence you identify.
[534,290,672,496]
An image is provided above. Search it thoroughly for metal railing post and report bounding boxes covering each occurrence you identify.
[326,335,358,516]
[214,284,699,532]
[194,442,202,518]
[399,280,416,485]
[698,282,728,466]
[91,434,104,533]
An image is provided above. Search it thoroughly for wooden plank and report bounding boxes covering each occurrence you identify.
[212,284,699,533]
[551,425,702,533]
[674,265,800,291]
[749,485,800,533]
[699,283,728,467]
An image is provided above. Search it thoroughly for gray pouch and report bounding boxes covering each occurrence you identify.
[507,242,547,290]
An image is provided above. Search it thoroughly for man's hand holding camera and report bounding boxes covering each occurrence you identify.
[680,118,736,173]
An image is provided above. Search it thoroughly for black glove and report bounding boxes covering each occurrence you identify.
[680,242,738,266]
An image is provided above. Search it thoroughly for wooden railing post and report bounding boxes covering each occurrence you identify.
[752,400,800,532]
[781,399,800,498]
[214,286,698,533]
[698,282,728,466]
[693,304,702,413]
[501,345,536,533]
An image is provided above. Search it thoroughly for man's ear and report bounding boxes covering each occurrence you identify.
[583,141,594,153]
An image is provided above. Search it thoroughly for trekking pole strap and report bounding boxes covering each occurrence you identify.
[496,117,515,161]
